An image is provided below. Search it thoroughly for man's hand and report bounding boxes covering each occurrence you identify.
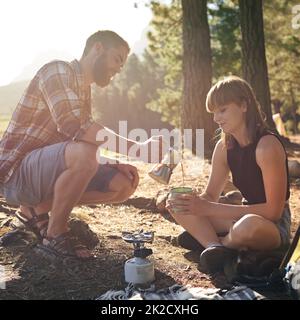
[116,164,139,189]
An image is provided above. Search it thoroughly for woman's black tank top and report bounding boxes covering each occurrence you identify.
[227,131,290,205]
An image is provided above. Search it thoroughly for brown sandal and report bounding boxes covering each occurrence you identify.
[15,207,49,241]
[36,232,95,260]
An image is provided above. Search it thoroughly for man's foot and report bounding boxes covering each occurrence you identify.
[38,231,95,260]
[15,206,49,241]
[199,245,238,275]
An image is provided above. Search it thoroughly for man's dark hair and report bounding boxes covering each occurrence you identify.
[82,30,130,57]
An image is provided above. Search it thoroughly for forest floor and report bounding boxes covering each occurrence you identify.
[0,136,299,300]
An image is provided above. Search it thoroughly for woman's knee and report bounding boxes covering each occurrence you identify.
[230,214,265,244]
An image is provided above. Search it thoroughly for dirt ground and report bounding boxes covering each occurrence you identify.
[0,137,299,300]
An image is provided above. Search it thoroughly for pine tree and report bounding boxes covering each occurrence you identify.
[264,0,300,133]
[182,0,216,156]
[238,0,275,128]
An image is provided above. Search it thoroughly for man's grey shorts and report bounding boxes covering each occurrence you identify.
[0,141,120,206]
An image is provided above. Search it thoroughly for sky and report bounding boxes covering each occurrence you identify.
[0,0,152,86]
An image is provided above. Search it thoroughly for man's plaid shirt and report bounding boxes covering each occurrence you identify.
[0,59,95,184]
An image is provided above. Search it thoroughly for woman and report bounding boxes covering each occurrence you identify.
[166,76,291,274]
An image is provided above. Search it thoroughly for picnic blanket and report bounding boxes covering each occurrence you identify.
[96,283,265,300]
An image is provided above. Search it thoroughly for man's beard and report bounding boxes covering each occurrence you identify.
[93,54,111,87]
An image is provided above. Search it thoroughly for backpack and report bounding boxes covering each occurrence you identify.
[283,226,300,299]
[223,226,300,299]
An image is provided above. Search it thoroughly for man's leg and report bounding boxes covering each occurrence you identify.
[20,175,135,258]
[46,142,100,239]
[21,141,137,258]
[21,172,136,214]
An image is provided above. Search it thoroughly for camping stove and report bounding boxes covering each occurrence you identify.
[122,230,155,285]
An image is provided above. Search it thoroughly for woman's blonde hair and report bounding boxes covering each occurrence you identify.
[206,75,268,148]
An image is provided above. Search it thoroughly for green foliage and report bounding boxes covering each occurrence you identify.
[208,0,241,79]
[147,86,182,126]
[146,0,242,125]
[146,0,183,126]
[91,0,300,134]
[264,0,300,132]
[92,52,170,132]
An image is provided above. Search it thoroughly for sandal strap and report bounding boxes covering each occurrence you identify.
[43,232,89,257]
[28,207,38,218]
[28,208,49,224]
[38,225,48,239]
[45,232,77,256]
[16,210,49,226]
[15,209,49,240]
[26,215,48,228]
[46,232,70,244]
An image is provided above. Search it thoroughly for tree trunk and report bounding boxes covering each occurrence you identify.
[239,0,275,129]
[181,0,216,157]
[290,88,298,134]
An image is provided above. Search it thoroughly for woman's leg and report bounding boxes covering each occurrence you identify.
[171,212,281,251]
[170,213,235,248]
[221,214,281,250]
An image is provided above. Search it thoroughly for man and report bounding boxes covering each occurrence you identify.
[0,30,162,260]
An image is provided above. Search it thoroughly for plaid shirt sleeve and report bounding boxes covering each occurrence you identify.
[38,62,94,139]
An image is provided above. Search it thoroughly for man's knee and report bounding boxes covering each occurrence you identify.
[109,172,137,202]
[65,142,98,174]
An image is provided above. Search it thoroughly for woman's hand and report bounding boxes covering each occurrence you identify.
[166,193,210,216]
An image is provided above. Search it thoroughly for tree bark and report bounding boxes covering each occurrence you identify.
[290,88,298,134]
[181,0,216,157]
[239,0,275,128]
